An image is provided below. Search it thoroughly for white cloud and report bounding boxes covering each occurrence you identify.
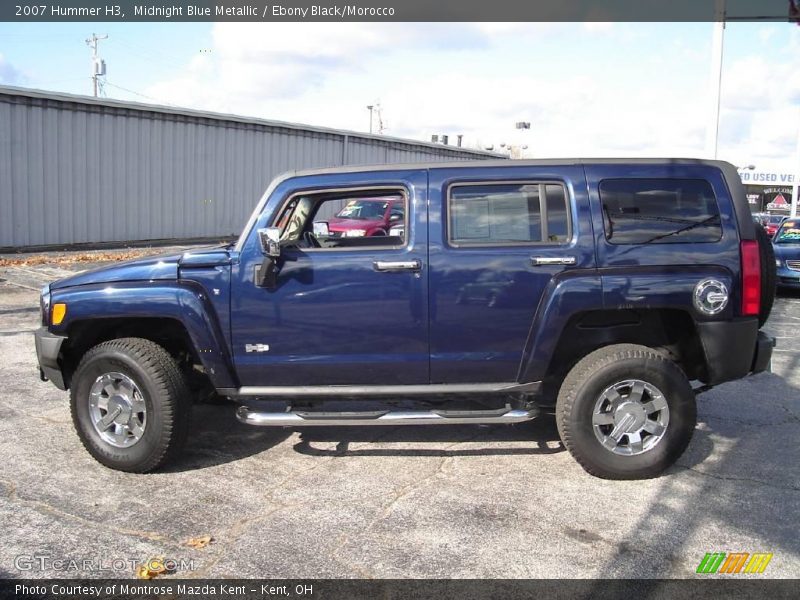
[137,23,799,169]
[0,53,23,84]
[583,22,614,33]
[718,52,800,169]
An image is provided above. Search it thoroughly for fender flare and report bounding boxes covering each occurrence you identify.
[517,273,604,383]
[50,281,237,389]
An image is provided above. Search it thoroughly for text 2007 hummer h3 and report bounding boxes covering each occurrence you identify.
[35,159,776,479]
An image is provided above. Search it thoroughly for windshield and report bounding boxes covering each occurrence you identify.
[335,199,389,220]
[766,215,786,224]
[775,219,800,244]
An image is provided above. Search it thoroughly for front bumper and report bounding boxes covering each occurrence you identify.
[696,318,774,385]
[776,264,800,288]
[34,327,67,390]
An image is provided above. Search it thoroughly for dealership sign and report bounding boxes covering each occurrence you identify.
[738,169,796,185]
[766,193,791,212]
[738,170,797,214]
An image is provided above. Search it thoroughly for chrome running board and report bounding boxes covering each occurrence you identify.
[236,406,538,427]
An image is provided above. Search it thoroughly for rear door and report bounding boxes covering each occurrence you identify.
[428,164,594,383]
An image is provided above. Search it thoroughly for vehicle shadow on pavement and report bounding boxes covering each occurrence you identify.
[291,412,565,458]
[593,370,800,578]
[163,402,292,472]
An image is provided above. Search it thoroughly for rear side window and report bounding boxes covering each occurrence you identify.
[600,178,722,244]
[449,182,570,246]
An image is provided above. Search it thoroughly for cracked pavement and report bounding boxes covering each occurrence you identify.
[0,259,798,579]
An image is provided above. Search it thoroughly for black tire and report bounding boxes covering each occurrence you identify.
[70,338,191,473]
[755,224,776,327]
[556,344,696,480]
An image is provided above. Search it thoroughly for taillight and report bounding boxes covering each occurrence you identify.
[740,240,760,316]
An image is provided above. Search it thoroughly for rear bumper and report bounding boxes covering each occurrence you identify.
[752,330,775,374]
[696,318,774,385]
[34,327,67,390]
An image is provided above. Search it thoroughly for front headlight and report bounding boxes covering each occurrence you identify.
[345,229,367,237]
[775,258,782,267]
[40,285,50,326]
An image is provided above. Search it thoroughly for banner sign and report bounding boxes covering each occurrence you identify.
[738,169,797,185]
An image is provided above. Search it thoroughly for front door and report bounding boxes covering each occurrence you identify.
[231,170,429,387]
[427,165,593,383]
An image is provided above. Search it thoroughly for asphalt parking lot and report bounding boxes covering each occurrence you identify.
[0,251,798,580]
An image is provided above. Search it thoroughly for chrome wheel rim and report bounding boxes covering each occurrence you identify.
[88,372,147,448]
[592,379,669,456]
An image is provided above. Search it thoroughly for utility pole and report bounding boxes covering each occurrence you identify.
[793,107,800,218]
[366,102,386,134]
[374,102,385,135]
[85,33,108,97]
[705,0,726,159]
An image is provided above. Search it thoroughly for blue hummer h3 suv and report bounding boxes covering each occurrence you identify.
[35,159,776,479]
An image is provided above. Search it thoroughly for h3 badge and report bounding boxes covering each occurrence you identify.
[245,343,270,353]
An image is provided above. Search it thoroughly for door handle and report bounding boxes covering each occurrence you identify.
[373,259,422,273]
[530,256,577,266]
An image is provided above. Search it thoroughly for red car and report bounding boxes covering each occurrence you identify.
[327,197,405,237]
[763,214,787,237]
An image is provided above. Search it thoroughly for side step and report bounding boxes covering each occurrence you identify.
[236,405,538,427]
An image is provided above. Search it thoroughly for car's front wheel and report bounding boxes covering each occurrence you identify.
[70,338,191,473]
[556,344,696,480]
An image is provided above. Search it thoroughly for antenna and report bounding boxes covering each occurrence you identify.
[85,33,108,97]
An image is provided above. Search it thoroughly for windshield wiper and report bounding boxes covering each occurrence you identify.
[640,214,720,245]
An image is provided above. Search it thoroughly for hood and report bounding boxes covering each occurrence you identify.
[774,242,800,260]
[328,217,384,231]
[49,246,232,290]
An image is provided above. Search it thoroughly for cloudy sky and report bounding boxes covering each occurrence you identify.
[1,21,799,169]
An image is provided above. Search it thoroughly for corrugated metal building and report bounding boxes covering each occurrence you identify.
[0,86,502,249]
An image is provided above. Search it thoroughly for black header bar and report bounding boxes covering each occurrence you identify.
[1,579,799,600]
[2,0,798,22]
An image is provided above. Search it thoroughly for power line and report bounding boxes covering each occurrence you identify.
[103,80,177,106]
[112,38,189,72]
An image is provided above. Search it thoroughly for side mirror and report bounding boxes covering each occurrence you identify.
[257,227,281,258]
[389,213,403,222]
[313,221,330,237]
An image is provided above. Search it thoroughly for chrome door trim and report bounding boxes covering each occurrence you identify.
[219,381,541,397]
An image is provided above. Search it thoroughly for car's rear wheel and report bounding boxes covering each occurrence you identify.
[70,337,191,473]
[556,344,696,480]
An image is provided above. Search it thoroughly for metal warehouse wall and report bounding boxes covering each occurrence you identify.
[0,87,502,249]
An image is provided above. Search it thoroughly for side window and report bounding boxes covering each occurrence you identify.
[600,178,722,244]
[544,184,569,243]
[273,190,407,250]
[448,182,570,246]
